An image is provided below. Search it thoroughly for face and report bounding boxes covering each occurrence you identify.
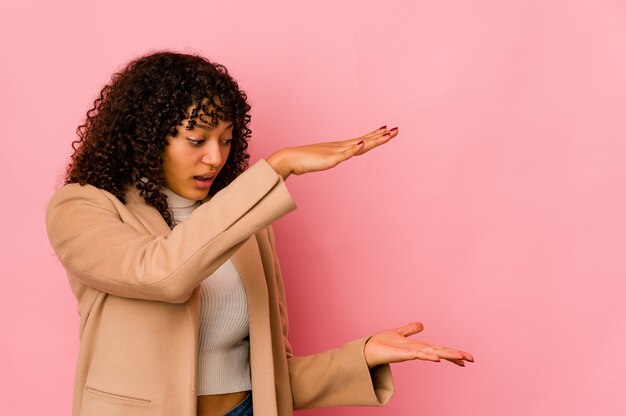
[162,109,233,200]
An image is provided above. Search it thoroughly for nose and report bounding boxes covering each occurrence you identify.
[200,141,223,168]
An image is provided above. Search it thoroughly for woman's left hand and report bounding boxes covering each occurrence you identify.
[364,322,474,368]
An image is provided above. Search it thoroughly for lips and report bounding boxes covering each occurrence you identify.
[193,174,216,189]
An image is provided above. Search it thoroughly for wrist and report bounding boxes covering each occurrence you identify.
[266,149,291,180]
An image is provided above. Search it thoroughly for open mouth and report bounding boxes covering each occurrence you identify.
[193,175,215,189]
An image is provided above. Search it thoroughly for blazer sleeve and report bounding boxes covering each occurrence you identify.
[46,160,296,303]
[266,227,395,409]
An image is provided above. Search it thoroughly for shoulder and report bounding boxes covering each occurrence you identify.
[46,183,128,227]
[48,183,128,209]
[50,183,113,202]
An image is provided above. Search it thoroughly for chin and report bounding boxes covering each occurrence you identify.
[177,188,209,201]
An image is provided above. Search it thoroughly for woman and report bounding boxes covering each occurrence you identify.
[46,51,473,416]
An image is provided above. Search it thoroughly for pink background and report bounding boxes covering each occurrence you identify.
[2,0,625,415]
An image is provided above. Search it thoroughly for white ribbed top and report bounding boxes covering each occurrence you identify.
[163,188,252,395]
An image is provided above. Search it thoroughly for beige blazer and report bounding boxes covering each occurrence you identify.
[46,160,394,416]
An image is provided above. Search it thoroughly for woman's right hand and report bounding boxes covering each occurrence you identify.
[266,126,398,180]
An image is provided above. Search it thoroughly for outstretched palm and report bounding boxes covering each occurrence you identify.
[364,322,474,368]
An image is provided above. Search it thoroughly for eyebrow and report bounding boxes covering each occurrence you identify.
[193,122,234,131]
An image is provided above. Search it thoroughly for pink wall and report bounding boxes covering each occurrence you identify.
[2,0,625,414]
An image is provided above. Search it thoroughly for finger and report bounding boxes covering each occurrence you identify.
[358,128,399,153]
[446,358,466,367]
[459,350,475,362]
[362,129,396,144]
[414,350,440,362]
[432,349,466,361]
[337,130,387,148]
[435,346,474,363]
[418,344,458,357]
[332,126,397,148]
[364,127,397,140]
[351,133,391,156]
[361,126,390,140]
[397,322,424,337]
[359,132,394,153]
[334,140,365,163]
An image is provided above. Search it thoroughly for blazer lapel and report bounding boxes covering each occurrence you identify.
[232,236,278,416]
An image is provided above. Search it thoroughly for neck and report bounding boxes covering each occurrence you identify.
[162,188,200,224]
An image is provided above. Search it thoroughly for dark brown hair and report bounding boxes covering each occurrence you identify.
[65,51,252,226]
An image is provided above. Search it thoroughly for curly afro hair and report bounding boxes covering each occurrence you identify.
[65,51,252,226]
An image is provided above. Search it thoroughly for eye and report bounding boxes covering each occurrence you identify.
[220,138,233,145]
[186,137,205,146]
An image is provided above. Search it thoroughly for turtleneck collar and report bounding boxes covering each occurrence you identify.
[162,188,201,225]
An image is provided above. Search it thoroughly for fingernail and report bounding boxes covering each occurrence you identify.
[357,140,364,145]
[390,127,398,132]
[378,125,387,130]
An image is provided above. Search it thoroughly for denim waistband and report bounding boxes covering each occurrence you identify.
[224,393,252,416]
